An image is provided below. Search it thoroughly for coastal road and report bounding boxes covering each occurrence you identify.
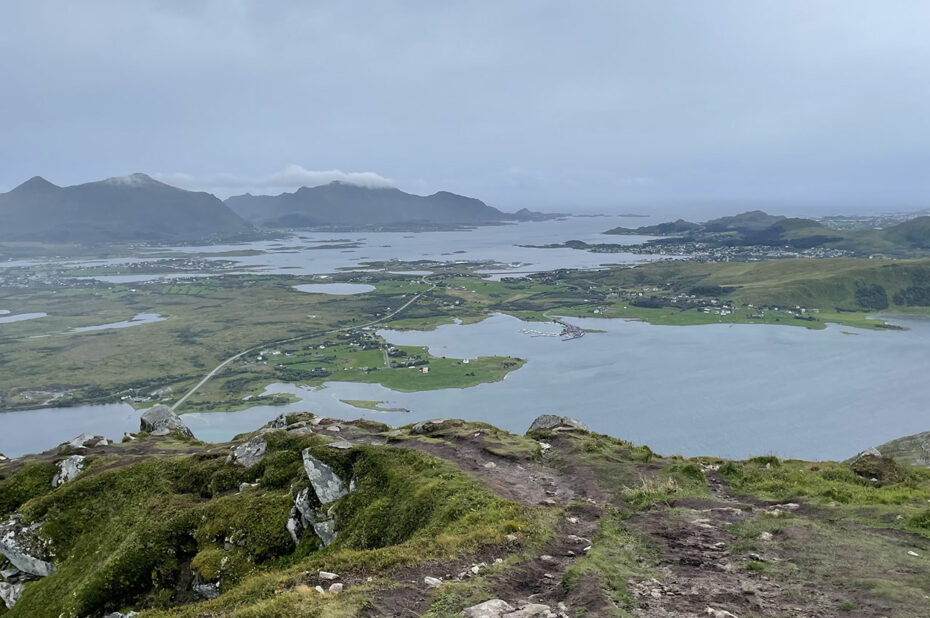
[172,287,431,411]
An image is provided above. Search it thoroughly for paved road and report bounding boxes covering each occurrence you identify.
[172,289,429,411]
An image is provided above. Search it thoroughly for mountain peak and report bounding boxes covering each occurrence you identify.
[101,172,163,187]
[10,176,59,194]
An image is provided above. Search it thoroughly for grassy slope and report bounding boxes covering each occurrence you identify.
[3,419,930,616]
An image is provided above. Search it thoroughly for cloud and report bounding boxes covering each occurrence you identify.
[154,165,395,197]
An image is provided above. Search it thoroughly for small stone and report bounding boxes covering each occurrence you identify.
[327,440,354,450]
[506,533,519,542]
[325,425,342,432]
[484,461,497,469]
[566,516,579,524]
[315,585,325,594]
[908,550,920,557]
[705,608,739,618]
[328,582,343,594]
[461,599,515,617]
[424,576,442,588]
[319,570,339,580]
[759,532,773,541]
[540,554,556,563]
[541,498,557,506]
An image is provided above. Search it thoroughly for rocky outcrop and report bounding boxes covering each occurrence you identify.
[0,516,56,578]
[65,433,107,450]
[0,581,24,609]
[412,418,452,434]
[301,449,348,504]
[139,405,194,438]
[526,414,588,434]
[51,455,85,487]
[227,435,267,468]
[287,451,353,547]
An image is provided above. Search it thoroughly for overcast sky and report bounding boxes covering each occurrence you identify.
[2,1,929,214]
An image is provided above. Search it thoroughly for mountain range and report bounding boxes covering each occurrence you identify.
[606,210,930,256]
[0,174,555,243]
[0,174,254,243]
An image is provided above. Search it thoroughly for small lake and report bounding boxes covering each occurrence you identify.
[293,283,376,295]
[0,312,47,324]
[3,314,930,461]
[70,313,165,332]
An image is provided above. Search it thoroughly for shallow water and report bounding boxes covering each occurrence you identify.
[70,313,165,332]
[292,283,376,295]
[0,312,47,324]
[3,314,929,461]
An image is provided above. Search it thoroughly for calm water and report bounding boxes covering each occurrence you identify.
[293,283,376,295]
[3,314,928,461]
[70,312,165,332]
[13,216,662,282]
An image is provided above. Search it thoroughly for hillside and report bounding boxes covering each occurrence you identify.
[0,175,254,244]
[226,182,530,230]
[604,210,930,256]
[2,410,930,617]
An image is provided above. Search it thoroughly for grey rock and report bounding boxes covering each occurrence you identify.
[269,413,289,429]
[52,455,85,487]
[1,567,22,581]
[505,604,556,618]
[312,518,337,547]
[139,405,193,438]
[424,576,442,588]
[192,581,220,599]
[327,440,354,450]
[65,432,104,449]
[0,516,56,578]
[103,612,139,618]
[526,415,588,434]
[328,582,343,594]
[229,435,267,468]
[319,570,339,580]
[301,449,348,504]
[0,453,7,462]
[461,599,515,617]
[288,426,314,436]
[0,581,24,609]
[412,418,449,434]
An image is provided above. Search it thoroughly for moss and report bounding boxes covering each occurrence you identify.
[0,461,57,517]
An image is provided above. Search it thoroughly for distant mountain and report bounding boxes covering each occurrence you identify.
[0,174,254,243]
[226,182,547,230]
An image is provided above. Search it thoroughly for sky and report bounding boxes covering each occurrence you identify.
[1,1,929,215]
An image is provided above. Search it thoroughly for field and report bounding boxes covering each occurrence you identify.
[2,257,929,412]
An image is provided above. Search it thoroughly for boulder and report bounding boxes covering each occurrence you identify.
[65,432,105,450]
[0,516,56,578]
[327,440,354,450]
[51,455,85,487]
[0,453,7,462]
[461,599,515,617]
[228,435,267,468]
[423,576,442,588]
[319,570,339,581]
[0,581,24,609]
[301,449,348,504]
[139,405,194,438]
[526,414,588,434]
[328,582,343,594]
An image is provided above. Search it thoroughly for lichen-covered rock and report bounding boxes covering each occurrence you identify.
[301,449,348,504]
[0,516,56,578]
[286,488,339,547]
[0,581,25,609]
[51,455,85,487]
[228,435,267,468]
[526,414,588,434]
[64,432,106,450]
[462,599,516,617]
[139,405,194,438]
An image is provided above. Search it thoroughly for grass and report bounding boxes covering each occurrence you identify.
[562,512,657,616]
[1,433,539,618]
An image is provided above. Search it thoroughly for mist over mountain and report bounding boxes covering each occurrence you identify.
[0,174,254,243]
[225,181,553,230]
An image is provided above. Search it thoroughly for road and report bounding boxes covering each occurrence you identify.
[172,289,430,411]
